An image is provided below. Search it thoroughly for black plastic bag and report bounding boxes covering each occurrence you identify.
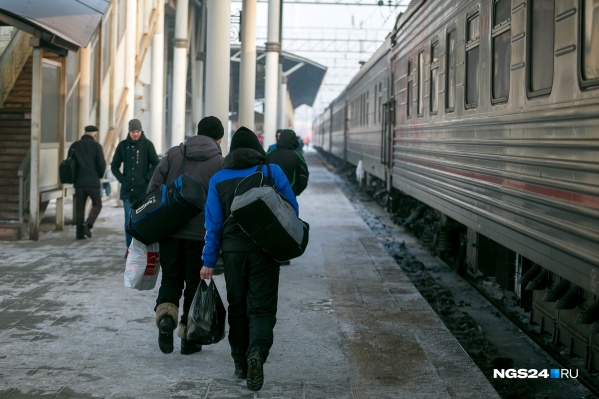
[187,279,226,345]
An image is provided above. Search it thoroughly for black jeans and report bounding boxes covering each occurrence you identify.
[223,251,280,369]
[75,187,102,235]
[155,237,204,321]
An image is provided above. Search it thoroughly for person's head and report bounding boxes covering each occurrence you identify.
[230,126,266,155]
[197,116,224,144]
[128,119,143,141]
[84,125,98,139]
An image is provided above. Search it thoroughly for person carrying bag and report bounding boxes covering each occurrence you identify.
[148,116,225,356]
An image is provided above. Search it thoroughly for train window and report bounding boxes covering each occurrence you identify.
[581,0,599,86]
[374,84,378,125]
[446,28,457,112]
[378,82,383,124]
[418,50,424,116]
[430,41,439,114]
[492,0,511,103]
[466,13,480,108]
[366,90,370,126]
[528,0,554,96]
[407,59,413,118]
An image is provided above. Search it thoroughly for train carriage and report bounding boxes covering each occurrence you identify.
[315,0,599,372]
[345,37,392,183]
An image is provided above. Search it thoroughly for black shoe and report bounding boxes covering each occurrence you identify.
[234,368,248,379]
[76,235,86,240]
[158,317,176,354]
[180,339,202,355]
[247,352,264,391]
[82,223,92,238]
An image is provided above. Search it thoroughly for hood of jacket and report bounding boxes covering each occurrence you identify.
[223,148,265,169]
[277,130,299,150]
[180,135,222,162]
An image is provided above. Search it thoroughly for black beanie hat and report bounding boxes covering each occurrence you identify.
[128,119,142,132]
[84,125,98,133]
[230,126,265,155]
[197,116,224,140]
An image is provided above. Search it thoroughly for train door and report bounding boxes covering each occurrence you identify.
[381,70,394,190]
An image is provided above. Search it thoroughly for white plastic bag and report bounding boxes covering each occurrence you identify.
[124,238,160,290]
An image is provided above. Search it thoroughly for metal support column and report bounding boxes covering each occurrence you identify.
[124,0,137,140]
[205,0,231,153]
[151,0,165,154]
[29,40,41,240]
[263,0,281,149]
[191,0,206,127]
[238,0,257,129]
[171,0,189,148]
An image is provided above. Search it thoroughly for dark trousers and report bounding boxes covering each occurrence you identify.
[75,187,102,235]
[223,251,280,368]
[155,237,204,322]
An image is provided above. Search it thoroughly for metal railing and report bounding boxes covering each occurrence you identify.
[18,149,31,225]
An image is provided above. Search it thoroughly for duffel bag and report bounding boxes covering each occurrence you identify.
[231,164,309,262]
[126,173,205,245]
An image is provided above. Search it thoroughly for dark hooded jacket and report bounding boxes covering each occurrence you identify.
[266,130,309,196]
[147,135,224,240]
[202,148,298,268]
[110,132,159,202]
[68,134,106,188]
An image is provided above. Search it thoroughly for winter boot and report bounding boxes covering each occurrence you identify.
[177,322,202,355]
[82,223,92,238]
[155,303,178,354]
[247,350,264,391]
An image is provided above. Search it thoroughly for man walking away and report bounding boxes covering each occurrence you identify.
[266,128,309,197]
[200,127,299,392]
[110,119,160,255]
[68,125,106,240]
[149,116,224,355]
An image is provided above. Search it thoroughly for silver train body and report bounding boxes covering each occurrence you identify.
[314,0,599,368]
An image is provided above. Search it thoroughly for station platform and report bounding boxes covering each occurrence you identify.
[0,149,500,398]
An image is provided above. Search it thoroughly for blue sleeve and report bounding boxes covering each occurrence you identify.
[202,176,224,268]
[269,164,299,216]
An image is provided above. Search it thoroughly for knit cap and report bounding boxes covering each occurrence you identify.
[197,116,224,140]
[128,119,142,132]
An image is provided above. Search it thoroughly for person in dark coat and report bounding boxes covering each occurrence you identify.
[68,125,106,240]
[200,127,299,392]
[148,116,225,356]
[110,119,159,251]
[266,129,309,196]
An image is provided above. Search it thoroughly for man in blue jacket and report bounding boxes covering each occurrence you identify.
[200,127,298,392]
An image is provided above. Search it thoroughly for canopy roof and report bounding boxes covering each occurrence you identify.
[231,44,327,110]
[0,0,110,52]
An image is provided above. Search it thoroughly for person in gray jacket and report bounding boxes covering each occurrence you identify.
[148,116,225,356]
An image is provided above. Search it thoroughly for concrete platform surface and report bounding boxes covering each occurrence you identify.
[0,150,500,398]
